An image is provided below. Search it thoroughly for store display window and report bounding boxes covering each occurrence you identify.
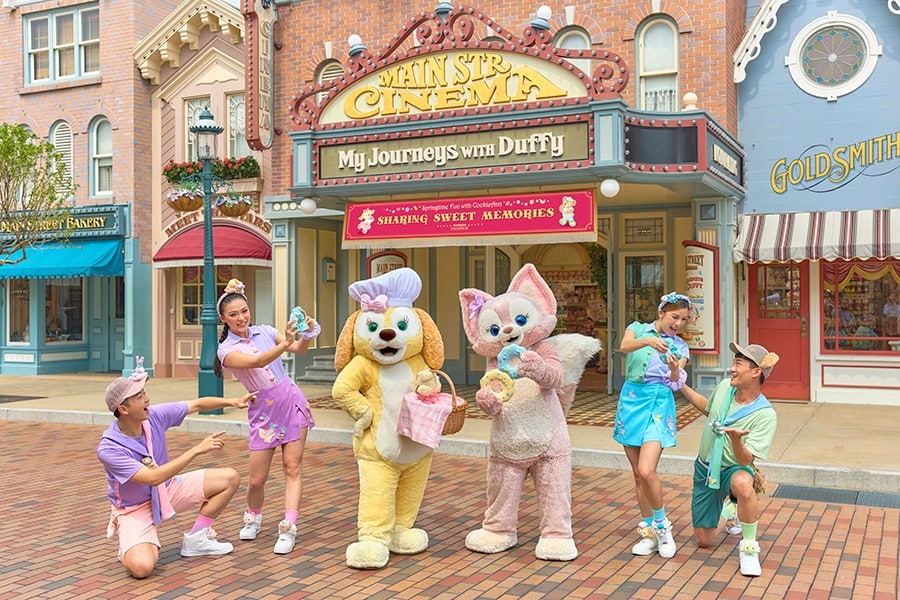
[44,278,83,342]
[821,260,900,352]
[8,279,31,343]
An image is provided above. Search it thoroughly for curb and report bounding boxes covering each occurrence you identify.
[5,407,900,495]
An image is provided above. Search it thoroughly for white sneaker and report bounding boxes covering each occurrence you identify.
[240,511,262,540]
[722,499,741,535]
[653,519,677,559]
[739,540,762,577]
[631,521,658,556]
[725,517,742,536]
[273,520,297,554]
[180,527,234,557]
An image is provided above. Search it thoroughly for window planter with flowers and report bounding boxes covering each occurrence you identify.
[163,156,261,213]
[215,189,253,217]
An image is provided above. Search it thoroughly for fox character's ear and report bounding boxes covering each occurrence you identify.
[507,263,557,315]
[459,288,492,342]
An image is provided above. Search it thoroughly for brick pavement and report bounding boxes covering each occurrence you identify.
[2,421,897,600]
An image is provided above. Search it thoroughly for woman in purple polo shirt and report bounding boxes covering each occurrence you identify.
[214,279,320,555]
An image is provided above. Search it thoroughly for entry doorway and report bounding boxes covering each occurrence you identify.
[747,262,810,401]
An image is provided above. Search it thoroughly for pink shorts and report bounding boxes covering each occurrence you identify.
[109,469,208,559]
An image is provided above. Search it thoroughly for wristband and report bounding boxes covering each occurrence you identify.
[299,320,320,340]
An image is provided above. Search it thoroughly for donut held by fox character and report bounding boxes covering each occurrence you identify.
[459,263,601,561]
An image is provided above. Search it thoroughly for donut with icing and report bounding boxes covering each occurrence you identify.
[480,369,515,403]
[497,344,526,378]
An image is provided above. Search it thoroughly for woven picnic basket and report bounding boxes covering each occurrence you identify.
[435,369,467,435]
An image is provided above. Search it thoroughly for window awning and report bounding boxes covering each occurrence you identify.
[0,238,123,279]
[733,209,900,263]
[153,222,271,268]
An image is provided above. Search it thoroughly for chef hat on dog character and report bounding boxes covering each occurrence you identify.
[349,267,422,310]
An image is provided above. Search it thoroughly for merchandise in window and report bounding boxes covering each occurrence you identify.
[821,260,900,352]
[8,280,31,343]
[44,278,83,342]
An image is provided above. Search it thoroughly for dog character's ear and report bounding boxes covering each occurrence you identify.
[334,310,360,372]
[415,308,445,369]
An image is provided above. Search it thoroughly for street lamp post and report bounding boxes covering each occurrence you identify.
[190,107,225,410]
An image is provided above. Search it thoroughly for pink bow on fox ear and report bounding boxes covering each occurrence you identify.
[468,295,485,320]
[360,293,388,313]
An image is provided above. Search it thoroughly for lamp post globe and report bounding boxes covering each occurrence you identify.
[189,107,225,408]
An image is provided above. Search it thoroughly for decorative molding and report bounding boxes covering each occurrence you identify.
[133,0,244,85]
[733,0,789,83]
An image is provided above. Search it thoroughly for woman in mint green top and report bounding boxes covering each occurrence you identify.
[614,293,691,559]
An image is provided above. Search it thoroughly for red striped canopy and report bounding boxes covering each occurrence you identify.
[733,209,900,263]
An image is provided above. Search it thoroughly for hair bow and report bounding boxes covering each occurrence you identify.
[468,295,486,320]
[658,292,691,311]
[360,293,388,313]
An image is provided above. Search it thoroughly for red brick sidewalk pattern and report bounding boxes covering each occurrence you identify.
[1,421,897,599]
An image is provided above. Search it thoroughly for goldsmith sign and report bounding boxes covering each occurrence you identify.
[320,123,588,179]
[343,190,596,249]
[319,50,588,124]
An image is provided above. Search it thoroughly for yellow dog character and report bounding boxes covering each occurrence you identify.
[332,267,445,569]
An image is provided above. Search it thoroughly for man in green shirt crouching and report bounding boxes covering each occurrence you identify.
[680,342,779,577]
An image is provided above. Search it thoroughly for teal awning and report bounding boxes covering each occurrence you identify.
[0,239,123,279]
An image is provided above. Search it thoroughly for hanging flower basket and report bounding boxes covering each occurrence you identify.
[166,187,204,212]
[215,191,253,217]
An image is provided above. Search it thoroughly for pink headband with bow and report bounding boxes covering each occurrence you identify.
[217,278,247,314]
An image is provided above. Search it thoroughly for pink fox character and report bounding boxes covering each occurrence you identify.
[357,208,376,234]
[459,264,600,561]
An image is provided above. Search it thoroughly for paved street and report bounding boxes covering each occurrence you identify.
[1,420,897,599]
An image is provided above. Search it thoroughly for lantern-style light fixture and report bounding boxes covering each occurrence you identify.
[191,107,224,161]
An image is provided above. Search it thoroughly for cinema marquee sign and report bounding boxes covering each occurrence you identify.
[319,50,588,125]
[319,123,589,179]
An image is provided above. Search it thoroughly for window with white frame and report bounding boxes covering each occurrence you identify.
[227,93,251,158]
[91,116,112,195]
[785,12,882,102]
[50,120,74,200]
[316,60,344,103]
[25,4,100,85]
[179,266,232,327]
[185,98,210,162]
[555,27,591,77]
[636,17,679,111]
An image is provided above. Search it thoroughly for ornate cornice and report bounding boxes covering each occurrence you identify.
[733,0,789,83]
[133,0,244,85]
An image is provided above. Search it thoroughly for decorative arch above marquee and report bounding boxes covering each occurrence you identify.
[288,4,630,131]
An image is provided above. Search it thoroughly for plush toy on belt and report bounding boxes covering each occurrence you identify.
[332,267,445,569]
[459,263,601,561]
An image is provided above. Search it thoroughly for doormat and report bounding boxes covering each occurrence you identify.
[0,395,46,404]
[307,386,704,431]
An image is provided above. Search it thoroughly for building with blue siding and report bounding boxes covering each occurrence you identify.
[734,0,900,404]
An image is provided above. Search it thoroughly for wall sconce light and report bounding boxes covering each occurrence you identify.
[600,179,620,198]
[531,5,552,30]
[299,198,318,214]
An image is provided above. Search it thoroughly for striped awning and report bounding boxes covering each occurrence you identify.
[733,209,900,263]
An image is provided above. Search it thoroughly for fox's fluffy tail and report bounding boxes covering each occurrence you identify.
[546,333,602,415]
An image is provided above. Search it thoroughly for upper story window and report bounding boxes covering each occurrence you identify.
[636,17,679,111]
[227,93,251,159]
[785,12,882,102]
[26,4,100,85]
[49,120,74,200]
[554,27,591,76]
[90,116,112,196]
[316,59,344,104]
[185,98,210,161]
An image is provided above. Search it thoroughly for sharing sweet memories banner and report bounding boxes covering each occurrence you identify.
[342,190,597,249]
